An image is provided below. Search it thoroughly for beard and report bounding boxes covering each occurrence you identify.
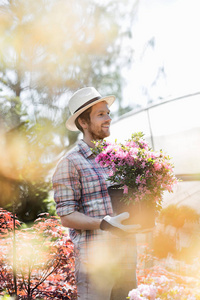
[87,123,110,140]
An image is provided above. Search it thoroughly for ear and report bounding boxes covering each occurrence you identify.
[78,117,88,130]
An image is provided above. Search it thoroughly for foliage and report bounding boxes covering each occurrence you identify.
[2,180,55,224]
[0,0,137,127]
[93,132,178,210]
[158,204,200,228]
[153,204,200,262]
[0,100,59,222]
[129,244,200,300]
[153,231,177,259]
[0,209,77,299]
[0,0,138,219]
[0,208,21,236]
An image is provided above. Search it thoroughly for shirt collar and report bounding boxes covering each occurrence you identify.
[78,139,94,158]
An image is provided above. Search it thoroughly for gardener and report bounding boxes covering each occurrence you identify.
[52,87,141,300]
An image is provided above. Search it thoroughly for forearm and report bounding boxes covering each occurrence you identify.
[60,211,102,230]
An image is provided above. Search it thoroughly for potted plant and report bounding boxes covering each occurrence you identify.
[158,204,200,228]
[92,132,178,229]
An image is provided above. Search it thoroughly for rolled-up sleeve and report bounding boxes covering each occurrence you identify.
[52,157,81,216]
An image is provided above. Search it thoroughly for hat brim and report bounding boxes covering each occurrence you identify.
[65,95,115,131]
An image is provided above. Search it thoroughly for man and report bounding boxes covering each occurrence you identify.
[52,87,140,300]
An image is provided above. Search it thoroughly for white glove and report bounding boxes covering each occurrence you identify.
[100,212,141,236]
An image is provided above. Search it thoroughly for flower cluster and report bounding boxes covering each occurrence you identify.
[128,283,157,300]
[93,132,178,209]
[128,280,197,300]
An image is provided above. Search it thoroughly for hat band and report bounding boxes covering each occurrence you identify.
[74,96,101,114]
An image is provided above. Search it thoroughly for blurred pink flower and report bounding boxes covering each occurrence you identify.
[123,185,128,194]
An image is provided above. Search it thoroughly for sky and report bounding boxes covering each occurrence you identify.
[122,0,200,108]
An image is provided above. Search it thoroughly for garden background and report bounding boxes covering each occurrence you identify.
[0,0,200,299]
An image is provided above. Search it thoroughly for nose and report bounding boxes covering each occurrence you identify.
[105,115,111,123]
[106,113,111,121]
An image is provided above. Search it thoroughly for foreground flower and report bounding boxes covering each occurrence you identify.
[128,284,157,300]
[129,262,200,300]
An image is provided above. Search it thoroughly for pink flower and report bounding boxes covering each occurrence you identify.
[92,132,178,208]
[154,163,162,171]
[136,175,142,184]
[129,284,157,300]
[154,275,169,285]
[128,289,143,300]
[123,185,128,194]
[109,170,114,176]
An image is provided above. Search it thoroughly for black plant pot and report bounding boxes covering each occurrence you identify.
[108,186,156,229]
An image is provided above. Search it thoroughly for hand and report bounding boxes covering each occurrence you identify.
[100,212,141,237]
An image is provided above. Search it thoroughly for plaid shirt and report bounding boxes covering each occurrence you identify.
[52,139,137,269]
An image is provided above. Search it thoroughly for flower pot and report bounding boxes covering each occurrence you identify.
[108,186,156,229]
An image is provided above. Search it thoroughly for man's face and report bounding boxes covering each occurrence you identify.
[87,101,111,140]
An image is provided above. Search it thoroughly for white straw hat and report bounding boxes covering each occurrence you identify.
[66,87,115,131]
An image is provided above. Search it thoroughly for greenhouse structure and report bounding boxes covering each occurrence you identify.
[109,92,200,212]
